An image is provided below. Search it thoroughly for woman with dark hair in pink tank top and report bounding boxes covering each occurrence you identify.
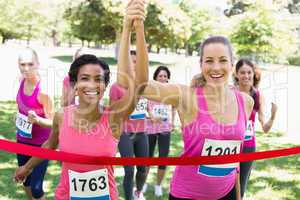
[15,47,54,200]
[234,58,277,198]
[141,36,254,200]
[14,1,148,199]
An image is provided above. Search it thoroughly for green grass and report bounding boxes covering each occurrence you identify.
[1,101,299,200]
[52,55,168,67]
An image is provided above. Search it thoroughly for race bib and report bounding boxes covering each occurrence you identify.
[16,112,32,138]
[69,169,110,200]
[244,120,254,141]
[198,139,241,177]
[152,105,169,121]
[129,99,148,120]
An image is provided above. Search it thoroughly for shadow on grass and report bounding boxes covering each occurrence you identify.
[52,56,167,67]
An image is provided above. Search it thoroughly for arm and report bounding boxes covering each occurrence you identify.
[116,16,132,88]
[109,0,146,139]
[258,93,277,133]
[141,81,198,126]
[28,92,54,128]
[14,110,61,183]
[134,19,148,88]
[61,78,75,107]
[241,92,254,120]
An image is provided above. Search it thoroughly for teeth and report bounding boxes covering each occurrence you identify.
[85,91,98,95]
[211,74,223,78]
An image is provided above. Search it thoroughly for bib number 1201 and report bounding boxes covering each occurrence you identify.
[205,145,238,156]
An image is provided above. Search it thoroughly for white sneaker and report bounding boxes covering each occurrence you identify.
[142,183,148,193]
[133,190,146,200]
[154,185,163,197]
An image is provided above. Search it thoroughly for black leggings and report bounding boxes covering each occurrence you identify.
[17,142,49,199]
[169,186,237,200]
[148,132,171,170]
[118,132,149,200]
[240,146,256,198]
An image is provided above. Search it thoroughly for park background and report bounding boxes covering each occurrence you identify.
[1,0,300,199]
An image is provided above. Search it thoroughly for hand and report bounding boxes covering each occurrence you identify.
[271,102,277,119]
[14,166,31,184]
[28,110,40,124]
[151,117,163,123]
[124,0,146,29]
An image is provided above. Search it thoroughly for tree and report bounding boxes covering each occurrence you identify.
[144,0,191,53]
[64,0,123,47]
[180,0,213,55]
[230,3,298,63]
[0,0,46,44]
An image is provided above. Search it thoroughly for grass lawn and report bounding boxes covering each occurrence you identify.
[0,101,300,200]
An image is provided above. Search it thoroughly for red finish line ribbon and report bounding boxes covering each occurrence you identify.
[1,139,300,166]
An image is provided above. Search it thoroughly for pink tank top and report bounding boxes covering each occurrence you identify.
[55,105,118,200]
[109,83,146,133]
[170,87,247,200]
[147,100,172,134]
[16,79,51,145]
[243,90,260,148]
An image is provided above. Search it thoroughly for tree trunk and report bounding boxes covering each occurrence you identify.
[68,38,72,48]
[157,47,160,54]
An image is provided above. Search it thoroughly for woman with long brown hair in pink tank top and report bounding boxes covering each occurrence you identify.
[140,36,254,200]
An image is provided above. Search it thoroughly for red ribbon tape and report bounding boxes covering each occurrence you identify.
[1,139,300,165]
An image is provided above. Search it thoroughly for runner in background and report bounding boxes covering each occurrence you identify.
[141,36,254,200]
[15,47,54,200]
[110,49,148,200]
[109,5,149,198]
[234,58,277,198]
[14,1,148,199]
[143,65,175,197]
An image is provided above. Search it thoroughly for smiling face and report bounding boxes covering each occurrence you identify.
[156,70,169,83]
[201,43,233,87]
[75,64,106,105]
[236,64,254,87]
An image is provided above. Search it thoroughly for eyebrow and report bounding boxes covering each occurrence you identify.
[79,74,104,78]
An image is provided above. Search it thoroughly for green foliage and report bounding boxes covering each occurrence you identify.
[63,0,123,45]
[288,55,300,66]
[0,0,47,43]
[230,3,298,63]
[144,0,191,53]
[179,0,213,55]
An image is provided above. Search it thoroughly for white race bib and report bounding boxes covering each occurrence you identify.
[69,169,110,200]
[16,112,33,138]
[198,139,241,177]
[244,120,254,141]
[129,99,148,120]
[152,105,169,121]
